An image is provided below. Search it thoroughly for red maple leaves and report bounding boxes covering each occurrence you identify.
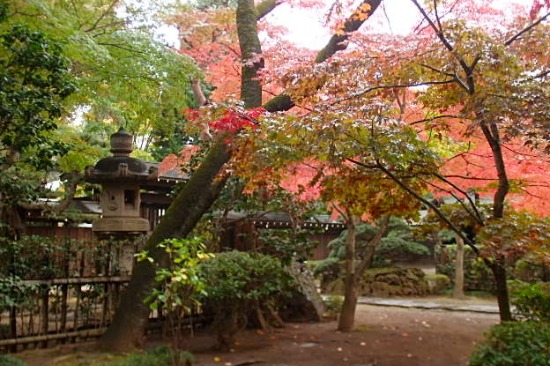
[208,107,265,134]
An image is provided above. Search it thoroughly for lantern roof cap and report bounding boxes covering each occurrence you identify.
[85,127,158,182]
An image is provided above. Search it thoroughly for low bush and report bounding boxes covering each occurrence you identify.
[199,251,296,349]
[323,294,343,319]
[510,281,550,322]
[424,274,451,294]
[0,355,26,366]
[469,322,550,366]
[113,346,193,366]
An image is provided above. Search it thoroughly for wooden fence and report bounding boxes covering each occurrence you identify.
[0,234,145,352]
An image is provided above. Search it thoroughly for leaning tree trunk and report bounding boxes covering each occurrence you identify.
[101,0,382,352]
[100,141,231,352]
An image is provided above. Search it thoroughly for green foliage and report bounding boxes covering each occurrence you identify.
[436,245,496,292]
[258,228,319,266]
[137,237,211,365]
[469,322,550,366]
[200,250,295,304]
[312,257,340,281]
[0,235,82,280]
[323,294,343,318]
[0,14,76,210]
[138,237,213,314]
[321,217,429,266]
[0,355,26,366]
[478,212,550,264]
[0,275,35,312]
[0,23,75,167]
[510,281,550,322]
[377,235,431,264]
[112,346,193,366]
[199,251,296,347]
[1,0,202,168]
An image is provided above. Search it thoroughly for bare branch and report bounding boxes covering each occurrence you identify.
[419,63,469,92]
[409,114,463,126]
[409,0,474,93]
[85,0,120,33]
[331,79,456,105]
[350,158,480,253]
[315,0,382,64]
[432,172,484,224]
[256,0,282,20]
[505,11,550,46]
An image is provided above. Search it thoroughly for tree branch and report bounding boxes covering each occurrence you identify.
[84,0,120,33]
[256,0,281,20]
[410,0,474,93]
[409,114,463,126]
[350,158,480,253]
[431,172,484,225]
[505,11,550,46]
[315,0,382,64]
[330,79,456,105]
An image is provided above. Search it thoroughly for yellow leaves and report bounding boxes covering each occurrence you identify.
[352,3,372,22]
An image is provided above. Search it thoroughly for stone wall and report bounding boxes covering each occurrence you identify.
[324,267,430,297]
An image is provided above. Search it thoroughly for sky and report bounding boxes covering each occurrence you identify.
[153,0,531,50]
[265,0,418,49]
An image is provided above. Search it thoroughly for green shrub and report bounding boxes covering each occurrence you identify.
[510,282,550,322]
[436,245,496,292]
[113,346,193,366]
[0,355,26,366]
[199,251,296,349]
[312,257,341,282]
[469,322,550,366]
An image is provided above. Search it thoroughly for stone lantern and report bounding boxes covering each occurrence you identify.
[85,127,158,235]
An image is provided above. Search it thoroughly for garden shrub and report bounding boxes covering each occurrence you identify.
[0,355,26,366]
[512,259,548,282]
[324,218,430,267]
[469,322,550,366]
[199,251,296,349]
[312,257,341,289]
[113,346,193,366]
[424,273,451,294]
[510,281,550,322]
[323,294,343,319]
[435,245,496,292]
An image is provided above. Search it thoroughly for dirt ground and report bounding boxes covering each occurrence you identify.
[14,302,499,366]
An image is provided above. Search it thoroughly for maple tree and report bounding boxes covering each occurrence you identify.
[216,0,549,323]
[102,0,385,351]
[101,0,550,349]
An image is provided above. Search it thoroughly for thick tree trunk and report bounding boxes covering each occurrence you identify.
[453,234,465,298]
[237,0,263,108]
[100,141,231,352]
[338,217,358,331]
